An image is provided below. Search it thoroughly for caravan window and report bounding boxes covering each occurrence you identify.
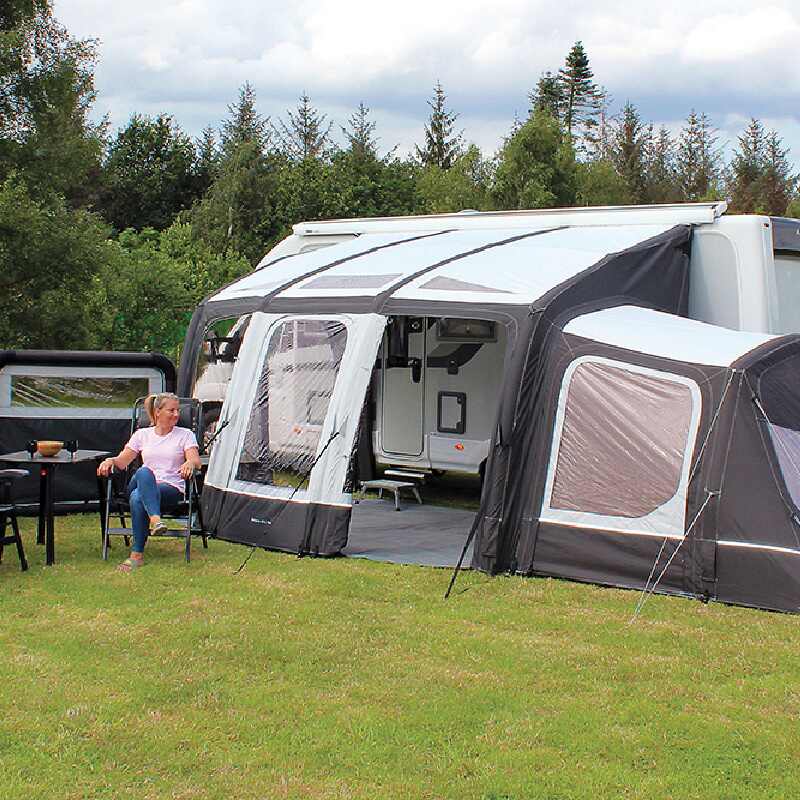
[541,358,701,537]
[236,319,347,488]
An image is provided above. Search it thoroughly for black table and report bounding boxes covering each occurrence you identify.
[0,449,109,566]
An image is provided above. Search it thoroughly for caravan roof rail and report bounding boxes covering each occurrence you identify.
[293,202,728,236]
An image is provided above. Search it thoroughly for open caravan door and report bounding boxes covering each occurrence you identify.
[201,311,386,555]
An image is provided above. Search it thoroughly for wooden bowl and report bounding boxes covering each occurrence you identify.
[36,440,63,457]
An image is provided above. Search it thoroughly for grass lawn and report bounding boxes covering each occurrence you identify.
[1,514,799,800]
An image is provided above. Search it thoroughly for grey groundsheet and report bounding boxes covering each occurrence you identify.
[344,499,475,567]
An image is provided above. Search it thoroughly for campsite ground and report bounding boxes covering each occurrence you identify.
[1,515,798,800]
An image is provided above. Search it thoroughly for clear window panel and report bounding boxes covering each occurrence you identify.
[11,376,150,409]
[236,319,347,489]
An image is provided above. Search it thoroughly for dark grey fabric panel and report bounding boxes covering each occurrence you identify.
[203,484,351,555]
[715,544,800,612]
[528,523,690,596]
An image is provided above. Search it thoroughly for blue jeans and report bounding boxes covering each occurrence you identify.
[127,467,182,553]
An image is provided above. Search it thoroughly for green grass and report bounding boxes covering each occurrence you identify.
[2,515,799,799]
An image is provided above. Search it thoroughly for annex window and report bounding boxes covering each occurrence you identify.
[236,319,347,489]
[0,366,165,419]
[542,358,701,536]
[760,354,800,511]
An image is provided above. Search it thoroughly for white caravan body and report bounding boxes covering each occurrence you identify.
[192,203,800,475]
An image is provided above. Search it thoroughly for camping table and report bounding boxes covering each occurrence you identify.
[0,449,109,566]
[359,479,423,511]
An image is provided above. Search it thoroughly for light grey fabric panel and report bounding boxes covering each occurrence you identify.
[419,276,512,293]
[551,362,693,517]
[302,274,403,290]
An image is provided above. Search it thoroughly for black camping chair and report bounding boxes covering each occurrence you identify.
[0,469,30,571]
[101,397,207,562]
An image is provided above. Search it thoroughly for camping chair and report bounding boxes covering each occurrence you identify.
[0,469,30,571]
[101,397,207,562]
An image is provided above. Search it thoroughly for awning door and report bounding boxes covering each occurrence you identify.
[210,312,386,508]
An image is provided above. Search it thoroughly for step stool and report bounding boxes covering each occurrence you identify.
[359,479,423,511]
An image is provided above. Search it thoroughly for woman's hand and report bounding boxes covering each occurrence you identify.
[179,461,196,480]
[97,457,115,477]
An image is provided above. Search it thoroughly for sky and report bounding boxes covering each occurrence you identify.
[55,0,800,171]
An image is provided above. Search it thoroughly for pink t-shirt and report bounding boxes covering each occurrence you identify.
[125,426,199,490]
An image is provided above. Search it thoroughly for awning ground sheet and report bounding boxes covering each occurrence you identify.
[344,500,475,567]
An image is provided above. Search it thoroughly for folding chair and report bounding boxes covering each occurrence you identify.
[0,469,30,571]
[101,397,207,562]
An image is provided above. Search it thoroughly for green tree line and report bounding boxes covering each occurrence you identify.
[2,4,799,358]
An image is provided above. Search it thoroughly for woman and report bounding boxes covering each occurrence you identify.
[97,393,201,571]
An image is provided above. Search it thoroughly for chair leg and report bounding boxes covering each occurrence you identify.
[185,526,191,562]
[11,515,27,571]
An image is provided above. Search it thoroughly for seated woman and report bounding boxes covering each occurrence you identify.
[97,392,201,571]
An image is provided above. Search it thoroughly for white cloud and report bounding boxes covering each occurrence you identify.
[54,0,800,169]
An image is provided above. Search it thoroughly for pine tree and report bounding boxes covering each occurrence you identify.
[675,110,722,201]
[194,126,219,195]
[644,125,678,203]
[273,93,333,161]
[557,41,602,153]
[343,103,380,161]
[727,118,766,213]
[529,71,563,121]
[415,81,463,170]
[762,130,798,216]
[220,82,271,157]
[608,102,647,203]
[728,120,798,214]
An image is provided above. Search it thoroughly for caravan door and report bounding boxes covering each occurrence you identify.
[203,312,387,554]
[381,317,426,457]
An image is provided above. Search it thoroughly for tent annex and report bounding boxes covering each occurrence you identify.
[470,305,800,612]
[193,223,691,559]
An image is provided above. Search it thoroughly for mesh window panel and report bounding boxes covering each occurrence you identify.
[236,320,347,488]
[551,362,693,518]
[761,355,800,509]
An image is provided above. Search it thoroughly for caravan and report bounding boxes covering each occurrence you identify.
[184,203,800,479]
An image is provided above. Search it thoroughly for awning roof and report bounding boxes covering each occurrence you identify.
[211,224,676,307]
[565,306,776,367]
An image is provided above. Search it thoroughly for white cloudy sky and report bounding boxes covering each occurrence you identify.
[55,0,800,169]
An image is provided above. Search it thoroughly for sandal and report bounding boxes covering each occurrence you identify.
[117,557,144,572]
[149,518,168,536]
